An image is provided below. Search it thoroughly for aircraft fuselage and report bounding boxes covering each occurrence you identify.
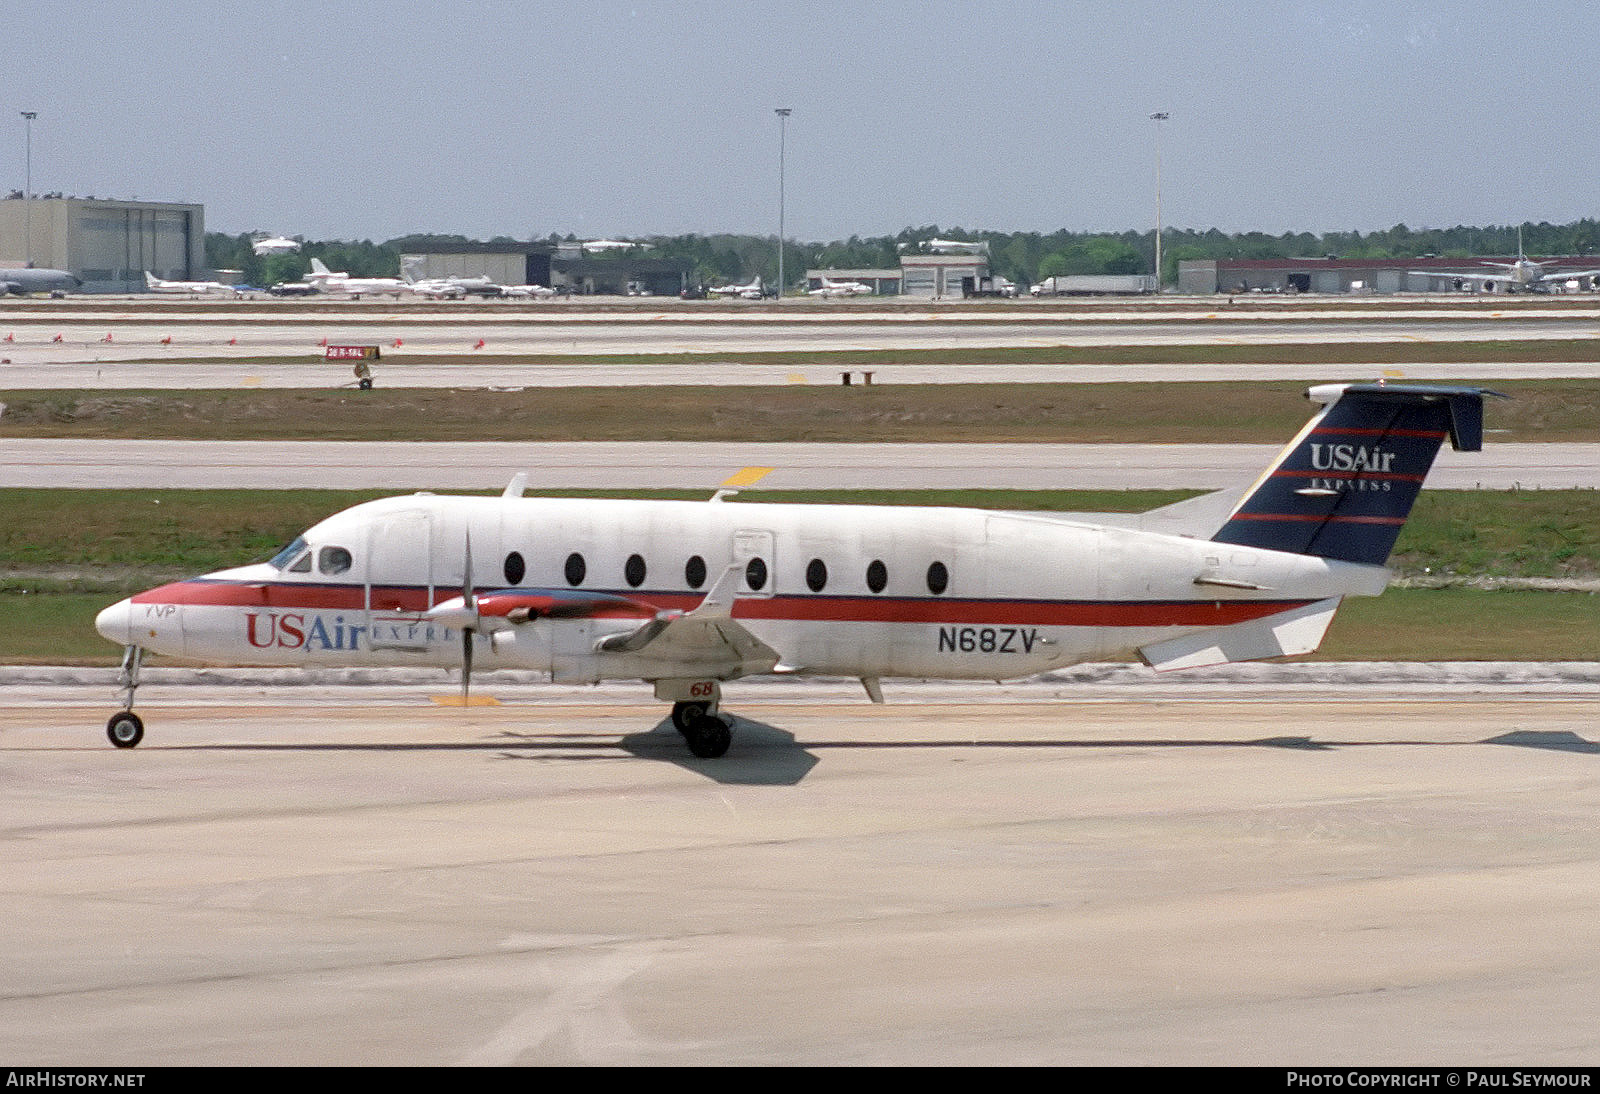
[97,494,1382,683]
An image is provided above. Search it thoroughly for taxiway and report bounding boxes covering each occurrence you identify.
[3,437,1590,490]
[3,668,1597,1065]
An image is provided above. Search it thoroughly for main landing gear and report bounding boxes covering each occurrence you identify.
[667,683,733,759]
[107,645,145,748]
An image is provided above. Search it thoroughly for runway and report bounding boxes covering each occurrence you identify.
[4,668,1598,1064]
[2,307,1600,371]
[6,358,1600,389]
[2,437,1591,490]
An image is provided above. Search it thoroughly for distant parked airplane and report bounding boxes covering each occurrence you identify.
[305,258,410,298]
[1409,227,1600,293]
[709,277,764,300]
[251,235,301,256]
[144,271,238,295]
[0,267,81,295]
[499,283,558,299]
[398,260,503,299]
[808,277,872,297]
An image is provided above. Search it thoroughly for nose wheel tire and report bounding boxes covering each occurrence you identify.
[107,711,144,749]
[683,715,732,759]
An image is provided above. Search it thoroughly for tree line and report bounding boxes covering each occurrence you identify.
[207,219,1600,290]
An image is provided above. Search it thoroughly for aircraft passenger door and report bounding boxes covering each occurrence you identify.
[732,530,776,598]
[365,509,434,647]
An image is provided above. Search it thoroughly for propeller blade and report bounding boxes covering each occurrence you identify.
[461,531,476,703]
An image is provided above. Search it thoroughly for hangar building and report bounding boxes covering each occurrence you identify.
[402,241,692,296]
[400,242,555,288]
[805,252,997,298]
[0,196,205,293]
[1178,255,1600,295]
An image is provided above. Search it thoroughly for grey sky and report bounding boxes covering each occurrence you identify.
[5,1,1596,242]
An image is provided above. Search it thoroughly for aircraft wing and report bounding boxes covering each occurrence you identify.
[1536,267,1600,285]
[425,564,781,679]
[594,563,781,676]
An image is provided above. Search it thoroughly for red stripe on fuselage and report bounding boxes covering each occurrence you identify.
[133,579,1312,629]
[1310,426,1446,439]
[1228,513,1406,525]
[1272,468,1426,483]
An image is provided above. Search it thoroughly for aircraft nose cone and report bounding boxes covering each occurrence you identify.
[95,598,133,645]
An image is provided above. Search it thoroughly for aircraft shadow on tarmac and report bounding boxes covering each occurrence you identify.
[136,724,1600,787]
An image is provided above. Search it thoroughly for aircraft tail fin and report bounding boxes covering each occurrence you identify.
[1210,382,1503,567]
[144,271,158,288]
[309,258,332,276]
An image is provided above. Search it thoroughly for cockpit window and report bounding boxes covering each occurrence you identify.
[269,536,308,570]
[318,546,353,575]
[288,551,313,573]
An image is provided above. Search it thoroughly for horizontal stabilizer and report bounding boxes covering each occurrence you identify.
[1138,597,1341,672]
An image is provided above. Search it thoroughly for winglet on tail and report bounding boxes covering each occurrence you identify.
[1210,382,1505,567]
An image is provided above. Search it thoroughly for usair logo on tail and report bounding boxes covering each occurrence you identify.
[1308,443,1396,473]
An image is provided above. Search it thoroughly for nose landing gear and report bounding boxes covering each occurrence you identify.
[107,645,145,748]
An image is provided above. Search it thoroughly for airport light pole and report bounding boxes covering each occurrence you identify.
[20,111,36,268]
[1149,111,1168,292]
[775,107,791,300]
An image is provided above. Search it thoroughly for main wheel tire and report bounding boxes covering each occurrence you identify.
[671,701,710,733]
[684,715,732,759]
[107,711,144,749]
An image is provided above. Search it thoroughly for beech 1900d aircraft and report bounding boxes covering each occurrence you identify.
[94,383,1498,758]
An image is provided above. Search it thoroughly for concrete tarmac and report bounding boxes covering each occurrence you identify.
[3,668,1598,1065]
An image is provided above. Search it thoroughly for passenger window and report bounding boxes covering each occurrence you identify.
[806,558,828,592]
[565,552,586,586]
[745,557,768,591]
[318,546,353,575]
[504,551,525,585]
[927,561,949,595]
[866,559,887,594]
[685,555,707,589]
[625,553,647,587]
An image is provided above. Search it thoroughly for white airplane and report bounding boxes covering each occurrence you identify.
[144,271,238,296]
[251,235,301,256]
[582,239,640,253]
[95,382,1497,759]
[923,238,988,254]
[499,283,558,299]
[305,258,410,298]
[397,261,502,299]
[709,277,765,300]
[1409,227,1600,293]
[808,277,873,297]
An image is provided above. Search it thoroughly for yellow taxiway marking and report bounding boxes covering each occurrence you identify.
[787,373,808,383]
[242,376,263,386]
[430,695,502,707]
[1383,368,1406,378]
[722,466,776,488]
